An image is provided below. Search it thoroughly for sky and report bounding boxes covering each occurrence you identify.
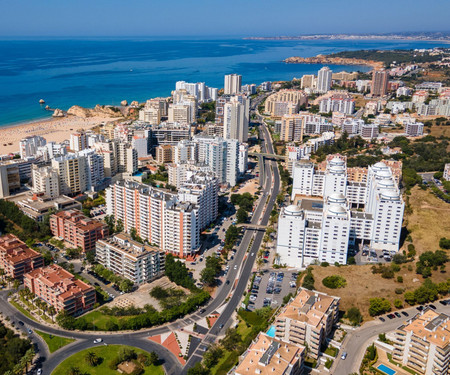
[0,0,449,37]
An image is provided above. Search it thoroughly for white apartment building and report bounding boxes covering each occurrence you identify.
[78,149,105,191]
[317,67,332,93]
[51,154,88,196]
[106,180,210,258]
[70,132,88,152]
[138,107,161,125]
[175,81,218,102]
[341,118,364,135]
[31,165,60,198]
[19,136,46,159]
[177,172,219,231]
[144,98,169,117]
[224,74,242,95]
[167,162,212,189]
[405,122,424,137]
[444,163,450,181]
[116,141,138,174]
[168,103,192,124]
[238,143,248,175]
[319,96,355,115]
[223,96,249,143]
[280,158,404,268]
[96,233,165,285]
[361,123,380,139]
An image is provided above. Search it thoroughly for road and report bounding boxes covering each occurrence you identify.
[333,303,450,375]
[0,100,281,375]
[182,113,280,372]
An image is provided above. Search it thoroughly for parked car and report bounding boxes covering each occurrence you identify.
[341,352,347,360]
[379,317,385,322]
[401,311,409,317]
[394,312,401,318]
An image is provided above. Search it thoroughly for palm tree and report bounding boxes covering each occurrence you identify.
[48,306,56,322]
[13,279,20,292]
[0,267,5,282]
[23,347,35,372]
[68,366,81,375]
[84,351,98,367]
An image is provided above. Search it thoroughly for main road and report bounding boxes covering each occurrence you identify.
[0,104,281,375]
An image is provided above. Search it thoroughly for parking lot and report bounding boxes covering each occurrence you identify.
[355,245,395,265]
[248,271,298,310]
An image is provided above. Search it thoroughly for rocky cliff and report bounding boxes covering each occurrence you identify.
[67,105,124,118]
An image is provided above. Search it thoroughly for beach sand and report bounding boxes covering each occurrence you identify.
[0,115,118,155]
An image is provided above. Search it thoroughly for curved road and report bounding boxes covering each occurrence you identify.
[0,114,281,375]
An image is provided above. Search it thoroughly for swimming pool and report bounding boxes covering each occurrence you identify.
[377,364,397,375]
[266,325,276,338]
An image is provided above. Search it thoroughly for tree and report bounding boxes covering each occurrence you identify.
[439,238,450,250]
[368,298,391,316]
[148,351,159,366]
[85,251,96,264]
[221,328,242,351]
[85,351,99,367]
[236,208,248,224]
[12,279,20,292]
[203,345,223,368]
[187,362,210,375]
[346,307,362,325]
[68,366,81,375]
[302,268,315,290]
[394,299,403,308]
[119,279,134,293]
[116,219,124,233]
[48,306,56,322]
[392,253,407,264]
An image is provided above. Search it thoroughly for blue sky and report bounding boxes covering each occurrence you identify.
[0,0,449,37]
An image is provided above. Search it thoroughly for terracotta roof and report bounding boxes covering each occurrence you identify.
[0,234,42,265]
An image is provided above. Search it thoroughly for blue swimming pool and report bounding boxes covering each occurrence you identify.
[377,364,397,375]
[266,325,276,337]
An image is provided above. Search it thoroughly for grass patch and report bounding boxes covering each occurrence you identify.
[81,310,122,331]
[324,345,338,357]
[35,330,75,353]
[10,300,37,322]
[52,345,164,375]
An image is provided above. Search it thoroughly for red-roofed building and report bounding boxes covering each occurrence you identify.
[50,209,108,253]
[0,234,44,279]
[24,264,96,316]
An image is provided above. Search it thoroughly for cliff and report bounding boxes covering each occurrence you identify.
[283,54,383,70]
[67,105,124,118]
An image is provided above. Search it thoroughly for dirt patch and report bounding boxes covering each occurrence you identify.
[405,186,450,255]
[109,276,190,311]
[235,178,260,195]
[310,262,448,320]
[118,361,137,374]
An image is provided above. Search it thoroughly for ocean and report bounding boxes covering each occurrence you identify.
[0,37,448,127]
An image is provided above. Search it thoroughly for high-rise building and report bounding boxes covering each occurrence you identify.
[70,131,88,152]
[224,74,242,95]
[319,94,355,115]
[32,164,60,198]
[405,122,424,137]
[96,233,165,285]
[138,107,161,125]
[19,136,46,159]
[24,264,96,316]
[392,308,450,375]
[223,96,249,142]
[50,209,108,253]
[317,67,333,93]
[280,158,404,268]
[264,90,308,118]
[371,70,389,97]
[106,180,203,258]
[0,234,44,279]
[78,149,105,190]
[0,161,21,198]
[300,74,315,89]
[51,154,87,196]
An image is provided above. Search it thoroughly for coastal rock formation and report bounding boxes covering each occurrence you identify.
[120,100,128,106]
[130,100,139,107]
[39,99,45,104]
[67,105,123,118]
[52,109,65,117]
[283,54,383,70]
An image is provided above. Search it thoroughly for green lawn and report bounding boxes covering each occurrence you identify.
[81,310,121,330]
[35,330,75,353]
[52,345,164,375]
[10,300,36,322]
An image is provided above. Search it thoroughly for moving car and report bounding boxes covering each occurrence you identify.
[93,338,103,343]
[341,352,347,360]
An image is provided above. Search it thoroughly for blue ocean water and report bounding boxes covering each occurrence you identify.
[0,37,448,127]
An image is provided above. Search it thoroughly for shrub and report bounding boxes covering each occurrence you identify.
[369,298,391,316]
[346,307,362,325]
[302,268,315,290]
[395,288,404,294]
[397,276,403,283]
[394,299,403,308]
[320,262,330,267]
[322,275,347,289]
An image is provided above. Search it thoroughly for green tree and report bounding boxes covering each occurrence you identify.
[236,208,248,224]
[119,279,134,293]
[85,351,100,367]
[302,268,315,290]
[346,307,362,325]
[148,351,159,366]
[368,298,391,316]
[187,362,210,375]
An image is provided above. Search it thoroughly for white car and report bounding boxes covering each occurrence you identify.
[93,338,103,343]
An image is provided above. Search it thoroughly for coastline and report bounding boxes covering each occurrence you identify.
[0,115,119,155]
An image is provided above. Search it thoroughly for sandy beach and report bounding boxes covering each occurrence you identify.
[0,115,118,155]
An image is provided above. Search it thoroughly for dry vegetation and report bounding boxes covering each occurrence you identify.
[310,186,450,320]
